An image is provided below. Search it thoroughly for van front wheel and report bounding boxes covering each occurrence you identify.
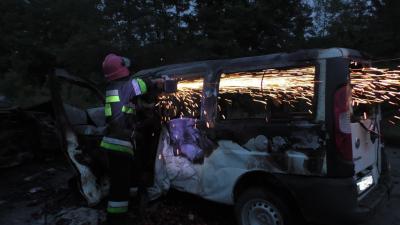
[235,187,296,225]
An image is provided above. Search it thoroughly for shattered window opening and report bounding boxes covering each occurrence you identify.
[217,66,316,121]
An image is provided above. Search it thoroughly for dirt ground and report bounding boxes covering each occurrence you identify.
[0,146,398,225]
[363,146,400,225]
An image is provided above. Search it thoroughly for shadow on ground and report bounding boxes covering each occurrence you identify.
[0,146,398,225]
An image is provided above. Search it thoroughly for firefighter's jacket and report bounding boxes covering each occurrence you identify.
[100,76,152,156]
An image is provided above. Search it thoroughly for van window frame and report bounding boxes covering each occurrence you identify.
[212,62,320,124]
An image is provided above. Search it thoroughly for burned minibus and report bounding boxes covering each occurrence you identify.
[51,48,392,225]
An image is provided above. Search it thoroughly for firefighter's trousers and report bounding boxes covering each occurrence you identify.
[100,140,133,225]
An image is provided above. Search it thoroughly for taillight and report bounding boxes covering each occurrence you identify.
[334,84,352,161]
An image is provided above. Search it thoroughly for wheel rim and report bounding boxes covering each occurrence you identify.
[241,198,283,225]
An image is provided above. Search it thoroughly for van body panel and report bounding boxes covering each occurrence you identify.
[274,169,391,225]
[351,120,380,174]
[153,127,324,204]
[153,128,281,204]
[315,59,327,123]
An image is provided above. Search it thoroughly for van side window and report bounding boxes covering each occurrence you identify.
[218,67,315,121]
[158,77,203,121]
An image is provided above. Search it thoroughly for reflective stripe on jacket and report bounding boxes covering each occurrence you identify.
[101,76,152,154]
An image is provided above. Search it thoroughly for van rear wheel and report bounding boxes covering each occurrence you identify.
[235,187,296,225]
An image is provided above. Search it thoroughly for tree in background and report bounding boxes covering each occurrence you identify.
[195,0,312,58]
[0,0,112,83]
[367,0,400,58]
[309,0,400,59]
[0,0,313,80]
[1,0,400,95]
[0,0,114,104]
[324,0,375,50]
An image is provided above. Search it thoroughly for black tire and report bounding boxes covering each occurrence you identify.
[235,187,298,225]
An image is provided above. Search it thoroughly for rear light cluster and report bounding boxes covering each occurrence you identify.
[356,174,374,194]
[334,84,353,161]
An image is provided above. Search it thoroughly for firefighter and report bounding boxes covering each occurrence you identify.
[100,53,163,225]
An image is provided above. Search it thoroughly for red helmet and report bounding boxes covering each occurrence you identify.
[102,53,130,81]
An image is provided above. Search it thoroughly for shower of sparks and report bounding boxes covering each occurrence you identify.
[157,66,400,123]
[157,82,203,122]
[218,67,315,108]
[157,67,315,121]
[351,67,400,106]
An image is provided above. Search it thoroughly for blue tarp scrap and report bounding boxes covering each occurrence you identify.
[168,118,216,162]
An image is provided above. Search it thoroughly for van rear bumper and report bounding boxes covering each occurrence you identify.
[348,172,392,224]
[275,170,392,225]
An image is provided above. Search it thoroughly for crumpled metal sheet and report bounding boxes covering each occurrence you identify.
[86,107,106,127]
[148,129,201,200]
[291,131,321,150]
[243,135,269,152]
[150,123,326,204]
[63,104,88,125]
[150,128,278,204]
[64,130,107,205]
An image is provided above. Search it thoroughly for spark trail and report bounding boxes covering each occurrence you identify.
[157,66,400,123]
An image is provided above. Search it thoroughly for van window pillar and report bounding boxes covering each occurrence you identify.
[315,59,327,123]
[201,68,220,128]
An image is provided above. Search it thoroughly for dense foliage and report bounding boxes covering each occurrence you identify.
[0,0,399,89]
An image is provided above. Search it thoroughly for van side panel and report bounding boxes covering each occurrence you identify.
[274,173,357,224]
[325,58,354,177]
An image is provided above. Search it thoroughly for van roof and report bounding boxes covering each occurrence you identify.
[134,47,366,78]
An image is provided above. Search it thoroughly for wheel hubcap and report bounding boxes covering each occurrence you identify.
[242,199,283,225]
